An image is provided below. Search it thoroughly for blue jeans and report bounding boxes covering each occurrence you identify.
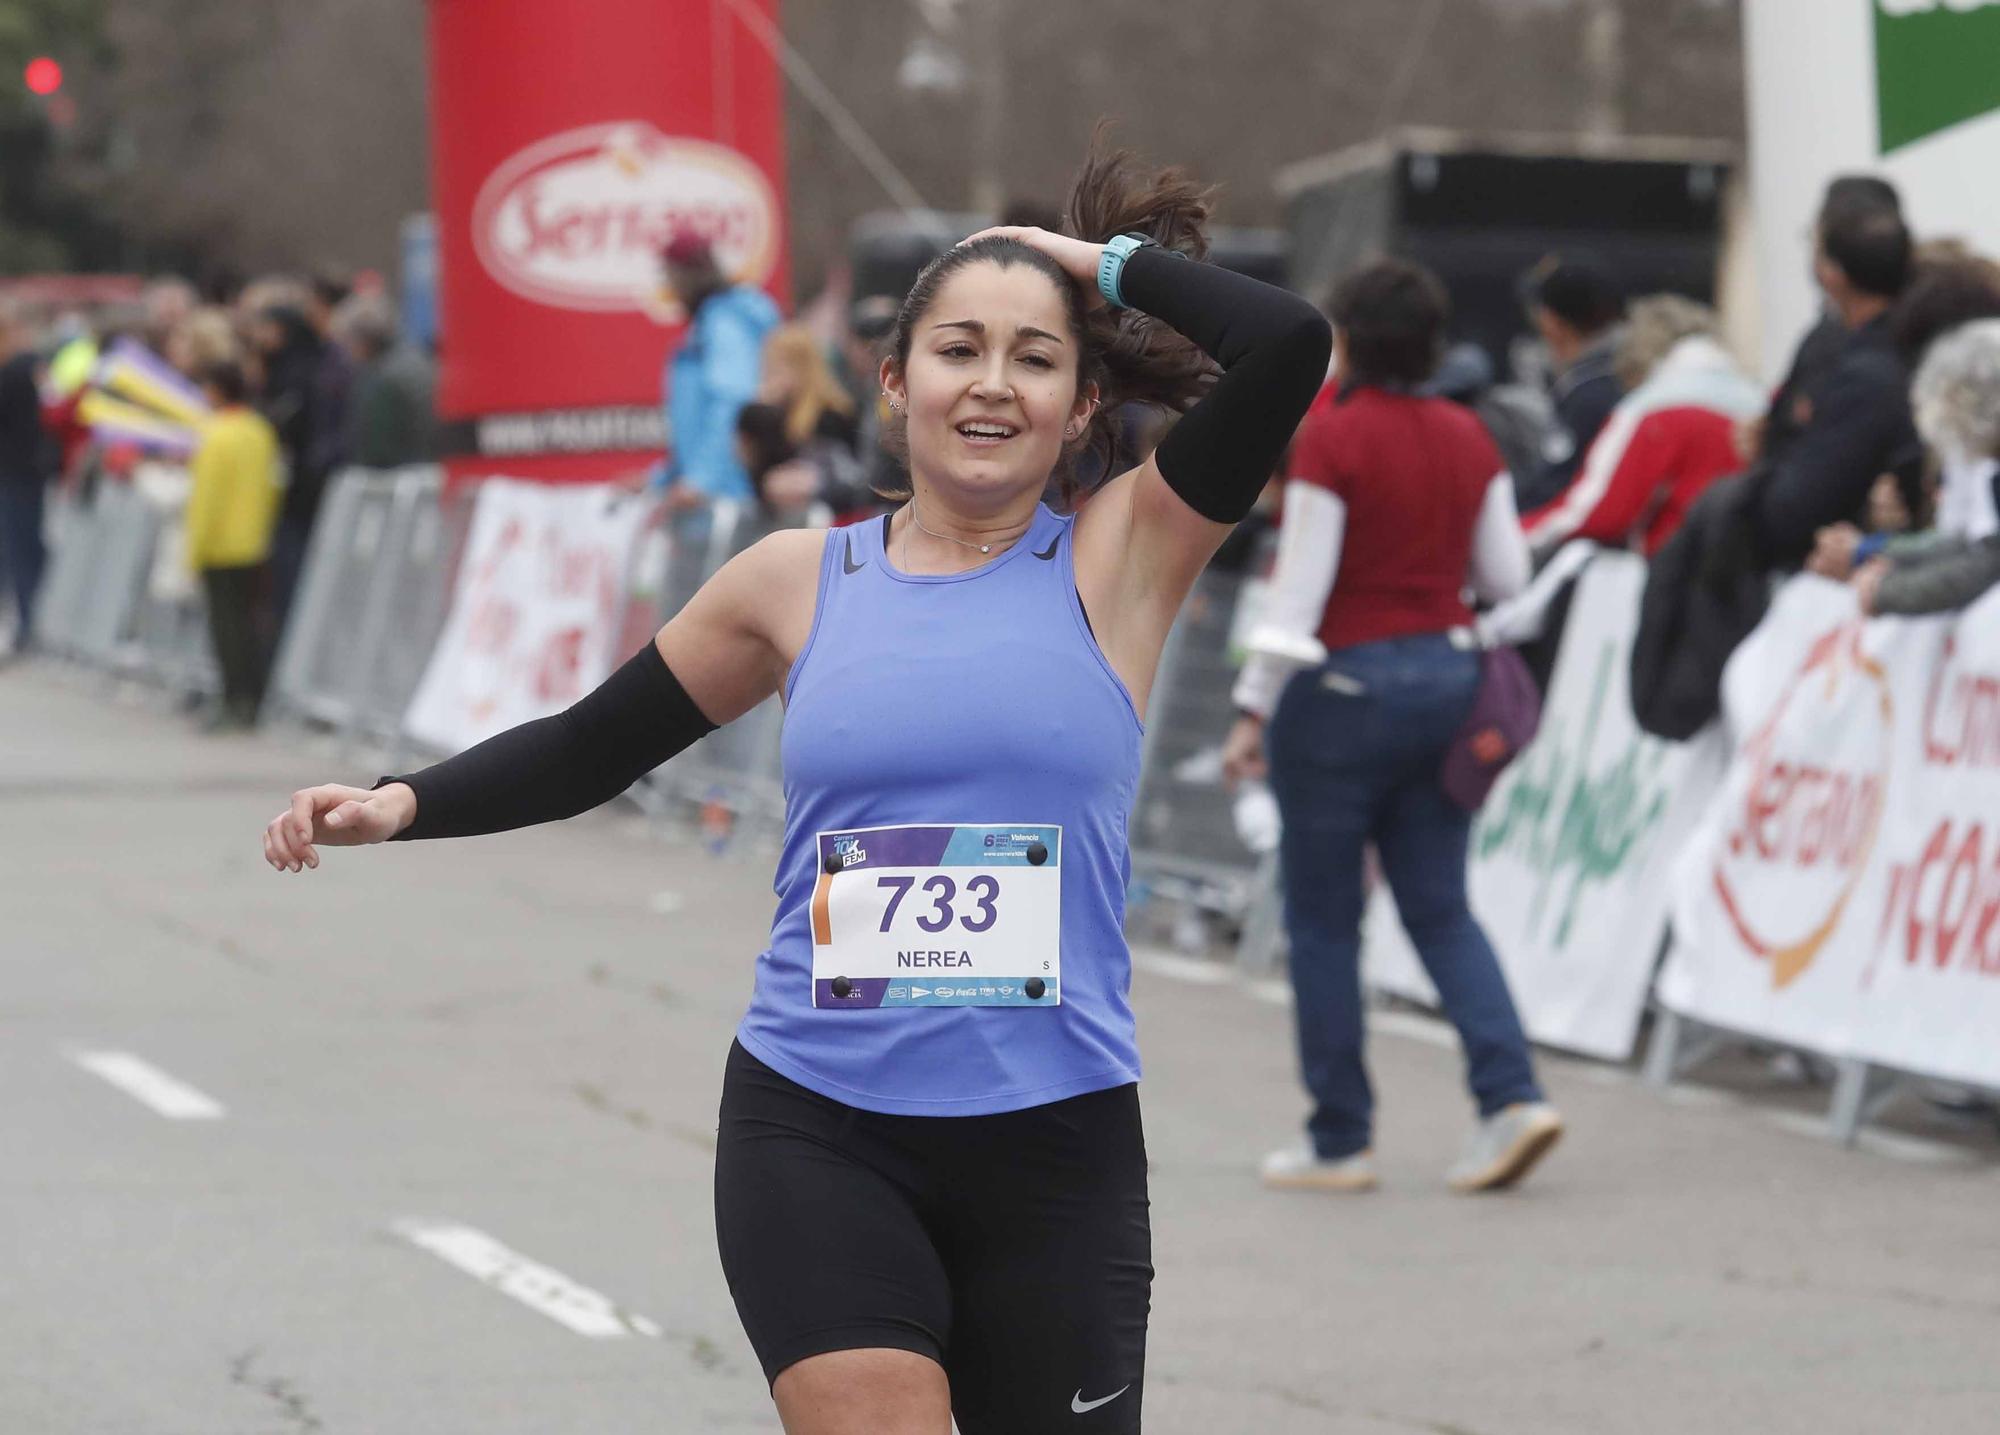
[1266,632,1542,1158]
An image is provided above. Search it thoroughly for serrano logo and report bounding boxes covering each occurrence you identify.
[472,121,779,314]
[1713,624,1893,989]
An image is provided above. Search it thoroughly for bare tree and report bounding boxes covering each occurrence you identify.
[46,0,1741,292]
[58,0,426,277]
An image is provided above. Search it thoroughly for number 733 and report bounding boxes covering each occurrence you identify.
[876,874,999,934]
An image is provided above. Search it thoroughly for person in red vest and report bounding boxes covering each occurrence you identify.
[1224,258,1562,1196]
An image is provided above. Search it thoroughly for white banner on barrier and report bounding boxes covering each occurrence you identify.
[1659,577,2000,1091]
[404,480,652,753]
[1364,555,1725,1060]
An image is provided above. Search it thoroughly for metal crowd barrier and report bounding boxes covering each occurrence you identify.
[36,479,164,671]
[33,490,102,655]
[267,465,470,760]
[1128,564,1268,932]
[33,473,222,702]
[640,503,793,848]
[123,582,217,699]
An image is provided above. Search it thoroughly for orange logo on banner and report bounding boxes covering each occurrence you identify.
[1712,624,1894,988]
[472,121,780,316]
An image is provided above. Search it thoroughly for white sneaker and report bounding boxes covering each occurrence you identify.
[1259,1145,1379,1192]
[1447,1102,1564,1192]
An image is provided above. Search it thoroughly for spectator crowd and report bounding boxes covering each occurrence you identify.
[6,174,1998,756]
[0,269,438,726]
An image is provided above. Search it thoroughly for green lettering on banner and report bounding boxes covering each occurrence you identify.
[1875,0,2000,154]
[1474,644,1673,947]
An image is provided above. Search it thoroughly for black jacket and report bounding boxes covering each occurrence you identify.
[1518,339,1622,512]
[1761,312,1845,457]
[0,351,45,486]
[1754,314,1919,569]
[259,310,328,528]
[1630,473,1774,741]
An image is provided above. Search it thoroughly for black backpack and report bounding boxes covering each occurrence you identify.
[1629,472,1774,740]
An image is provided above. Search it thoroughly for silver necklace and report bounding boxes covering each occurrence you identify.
[906,499,1022,557]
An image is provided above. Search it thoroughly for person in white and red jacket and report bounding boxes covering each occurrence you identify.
[1524,296,1764,559]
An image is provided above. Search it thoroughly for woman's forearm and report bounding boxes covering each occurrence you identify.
[380,642,717,841]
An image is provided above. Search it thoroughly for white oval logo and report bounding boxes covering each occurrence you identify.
[472,122,779,315]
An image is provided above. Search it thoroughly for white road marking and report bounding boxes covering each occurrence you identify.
[69,1050,225,1120]
[394,1220,663,1339]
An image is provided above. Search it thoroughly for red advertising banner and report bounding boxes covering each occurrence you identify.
[427,0,787,477]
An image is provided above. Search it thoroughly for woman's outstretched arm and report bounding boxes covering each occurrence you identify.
[262,528,821,869]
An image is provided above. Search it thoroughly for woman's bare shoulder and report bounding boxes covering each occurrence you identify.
[718,525,834,631]
[743,525,834,581]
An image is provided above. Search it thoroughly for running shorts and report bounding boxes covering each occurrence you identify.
[714,1039,1152,1432]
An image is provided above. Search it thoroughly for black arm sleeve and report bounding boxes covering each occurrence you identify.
[376,642,717,841]
[1117,246,1333,524]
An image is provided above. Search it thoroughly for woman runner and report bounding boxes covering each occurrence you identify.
[261,139,1330,1435]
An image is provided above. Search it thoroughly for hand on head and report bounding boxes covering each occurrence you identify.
[958,227,1107,308]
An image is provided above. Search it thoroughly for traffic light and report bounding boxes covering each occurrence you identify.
[24,57,63,97]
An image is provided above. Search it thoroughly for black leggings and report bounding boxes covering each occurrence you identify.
[201,563,268,719]
[714,1041,1152,1433]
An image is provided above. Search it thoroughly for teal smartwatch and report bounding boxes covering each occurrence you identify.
[1096,233,1154,310]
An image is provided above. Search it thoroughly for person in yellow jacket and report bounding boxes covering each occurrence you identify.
[186,360,282,729]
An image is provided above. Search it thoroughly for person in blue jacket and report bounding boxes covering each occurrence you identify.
[649,234,780,515]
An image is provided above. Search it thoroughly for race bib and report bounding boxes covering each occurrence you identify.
[810,823,1061,1008]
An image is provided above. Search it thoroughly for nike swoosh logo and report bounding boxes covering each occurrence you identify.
[1071,1386,1130,1414]
[1032,536,1060,561]
[842,536,866,574]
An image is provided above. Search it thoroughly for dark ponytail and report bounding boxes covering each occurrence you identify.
[880,127,1219,508]
[1060,127,1217,420]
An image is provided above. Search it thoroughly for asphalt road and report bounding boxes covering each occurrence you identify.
[5,663,1997,1434]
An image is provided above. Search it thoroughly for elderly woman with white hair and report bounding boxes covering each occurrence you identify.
[1847,316,2000,614]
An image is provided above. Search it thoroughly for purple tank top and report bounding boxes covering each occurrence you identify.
[734,503,1145,1115]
